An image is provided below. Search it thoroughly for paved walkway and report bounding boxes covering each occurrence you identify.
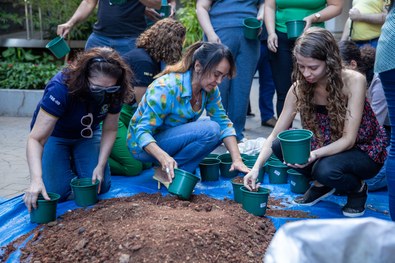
[0,116,31,199]
[0,77,284,200]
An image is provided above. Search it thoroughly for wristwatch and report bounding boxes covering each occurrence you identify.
[314,13,321,22]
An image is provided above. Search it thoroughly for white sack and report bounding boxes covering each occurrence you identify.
[264,217,395,263]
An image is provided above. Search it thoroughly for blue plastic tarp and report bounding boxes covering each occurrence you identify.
[0,168,391,262]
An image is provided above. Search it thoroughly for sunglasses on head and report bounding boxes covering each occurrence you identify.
[89,83,121,93]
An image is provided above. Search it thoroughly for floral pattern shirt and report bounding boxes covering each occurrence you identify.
[310,99,388,163]
[127,71,235,154]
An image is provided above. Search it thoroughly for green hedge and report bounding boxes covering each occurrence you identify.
[177,0,203,47]
[0,62,62,90]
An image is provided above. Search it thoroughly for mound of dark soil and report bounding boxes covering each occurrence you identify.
[2,193,314,262]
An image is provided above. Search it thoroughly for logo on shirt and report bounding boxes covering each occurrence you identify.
[49,95,60,106]
[100,104,109,115]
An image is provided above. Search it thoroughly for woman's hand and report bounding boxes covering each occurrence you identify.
[303,15,316,30]
[207,32,221,43]
[348,8,361,21]
[92,165,105,193]
[243,168,260,191]
[267,33,278,52]
[23,179,49,213]
[159,155,178,182]
[230,158,250,174]
[145,8,161,22]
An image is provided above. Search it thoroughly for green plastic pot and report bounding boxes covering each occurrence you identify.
[243,159,256,168]
[240,186,270,216]
[218,153,238,178]
[109,0,127,4]
[168,168,200,200]
[267,160,289,184]
[277,129,313,164]
[240,153,249,161]
[206,153,220,159]
[243,154,258,162]
[257,167,265,183]
[199,158,220,181]
[30,192,60,224]
[231,178,244,203]
[159,5,171,18]
[70,178,99,207]
[285,20,306,40]
[269,154,279,162]
[46,36,70,59]
[243,17,263,40]
[288,169,310,194]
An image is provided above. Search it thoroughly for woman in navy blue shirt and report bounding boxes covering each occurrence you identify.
[23,47,133,211]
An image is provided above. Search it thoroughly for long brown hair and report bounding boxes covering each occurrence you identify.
[63,47,134,103]
[156,41,236,79]
[292,27,347,145]
[137,18,185,65]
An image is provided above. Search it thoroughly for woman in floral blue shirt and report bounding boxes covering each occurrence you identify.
[127,42,249,183]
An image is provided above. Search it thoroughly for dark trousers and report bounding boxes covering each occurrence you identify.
[268,31,295,117]
[272,139,382,193]
[257,41,276,121]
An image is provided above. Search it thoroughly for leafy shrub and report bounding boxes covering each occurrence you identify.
[0,0,96,40]
[0,62,62,90]
[0,48,63,90]
[177,0,203,47]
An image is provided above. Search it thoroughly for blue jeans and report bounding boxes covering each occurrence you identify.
[380,68,395,220]
[209,27,260,141]
[355,38,379,49]
[257,42,276,122]
[269,31,295,117]
[132,119,222,173]
[85,32,137,56]
[42,130,111,202]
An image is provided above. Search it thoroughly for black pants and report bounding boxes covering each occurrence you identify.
[268,31,295,117]
[272,139,383,192]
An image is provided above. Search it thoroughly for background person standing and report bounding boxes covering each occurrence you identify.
[57,0,162,56]
[264,0,343,117]
[196,0,264,142]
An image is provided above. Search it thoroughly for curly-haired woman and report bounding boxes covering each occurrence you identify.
[244,28,388,217]
[23,47,133,211]
[109,18,186,176]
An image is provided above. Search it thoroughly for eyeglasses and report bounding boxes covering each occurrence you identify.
[89,83,121,93]
[81,113,93,138]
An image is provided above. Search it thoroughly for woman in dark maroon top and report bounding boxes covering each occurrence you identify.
[244,27,388,217]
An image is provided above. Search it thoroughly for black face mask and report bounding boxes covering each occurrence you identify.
[90,90,106,104]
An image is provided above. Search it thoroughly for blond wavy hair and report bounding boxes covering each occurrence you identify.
[292,27,347,145]
[136,18,185,65]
